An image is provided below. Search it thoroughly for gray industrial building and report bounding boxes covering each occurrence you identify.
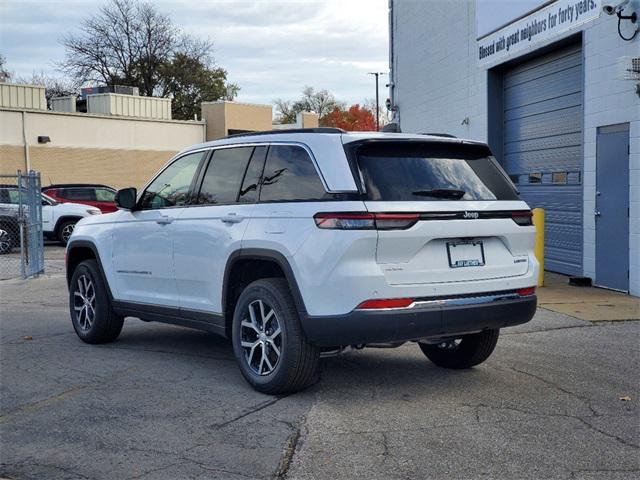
[388,0,639,296]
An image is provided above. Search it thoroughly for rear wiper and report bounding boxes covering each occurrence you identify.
[411,188,466,199]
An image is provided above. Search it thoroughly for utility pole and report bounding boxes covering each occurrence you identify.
[368,72,386,131]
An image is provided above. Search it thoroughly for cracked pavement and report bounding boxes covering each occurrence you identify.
[1,247,639,479]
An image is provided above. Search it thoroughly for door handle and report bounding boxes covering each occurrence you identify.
[594,210,601,217]
[156,215,174,225]
[221,213,243,224]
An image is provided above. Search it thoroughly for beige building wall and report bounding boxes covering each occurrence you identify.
[0,108,205,189]
[201,101,272,140]
[297,112,319,128]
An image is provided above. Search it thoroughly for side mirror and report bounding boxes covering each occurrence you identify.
[115,188,137,210]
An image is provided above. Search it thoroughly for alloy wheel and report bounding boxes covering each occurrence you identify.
[61,223,75,243]
[240,299,282,376]
[73,274,96,331]
[0,229,11,254]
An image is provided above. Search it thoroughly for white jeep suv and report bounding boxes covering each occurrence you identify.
[66,129,538,394]
[0,186,101,247]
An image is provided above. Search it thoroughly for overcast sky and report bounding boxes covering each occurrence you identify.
[0,0,389,106]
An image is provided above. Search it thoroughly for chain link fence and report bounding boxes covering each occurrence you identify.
[0,171,45,280]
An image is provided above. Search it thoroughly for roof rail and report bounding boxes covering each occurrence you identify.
[421,133,457,138]
[225,128,345,139]
[42,183,115,189]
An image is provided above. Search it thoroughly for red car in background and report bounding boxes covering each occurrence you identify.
[42,184,118,213]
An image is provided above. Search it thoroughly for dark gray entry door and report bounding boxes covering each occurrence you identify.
[595,123,630,292]
[502,43,583,276]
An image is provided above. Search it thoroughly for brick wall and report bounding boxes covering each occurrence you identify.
[1,145,177,190]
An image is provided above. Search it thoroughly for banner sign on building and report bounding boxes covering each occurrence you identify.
[477,0,601,66]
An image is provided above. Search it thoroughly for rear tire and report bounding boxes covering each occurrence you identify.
[69,259,124,344]
[57,220,77,246]
[232,278,320,394]
[419,329,499,369]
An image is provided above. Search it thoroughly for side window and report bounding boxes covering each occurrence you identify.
[140,151,205,209]
[239,146,267,204]
[95,188,116,202]
[197,147,255,205]
[0,189,20,204]
[259,145,327,202]
[64,188,96,201]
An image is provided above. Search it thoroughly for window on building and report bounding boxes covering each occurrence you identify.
[259,145,327,202]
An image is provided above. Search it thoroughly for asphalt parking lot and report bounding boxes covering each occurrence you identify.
[1,246,639,479]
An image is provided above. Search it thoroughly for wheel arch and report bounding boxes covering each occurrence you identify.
[222,248,307,338]
[54,216,83,236]
[66,240,114,299]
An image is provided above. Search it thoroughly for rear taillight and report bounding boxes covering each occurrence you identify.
[313,212,375,230]
[512,210,533,226]
[356,298,415,310]
[314,212,419,230]
[517,287,536,296]
[374,213,420,230]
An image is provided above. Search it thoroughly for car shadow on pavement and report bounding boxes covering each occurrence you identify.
[107,320,492,395]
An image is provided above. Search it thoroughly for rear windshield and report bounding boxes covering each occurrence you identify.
[355,142,519,201]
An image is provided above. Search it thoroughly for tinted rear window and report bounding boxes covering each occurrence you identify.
[355,142,519,201]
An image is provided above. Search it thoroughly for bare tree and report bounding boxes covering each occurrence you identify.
[0,54,11,82]
[58,0,238,119]
[17,72,80,108]
[273,99,297,124]
[273,86,343,125]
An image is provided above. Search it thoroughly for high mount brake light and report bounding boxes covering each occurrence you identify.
[313,212,419,230]
[512,210,533,226]
[356,298,415,309]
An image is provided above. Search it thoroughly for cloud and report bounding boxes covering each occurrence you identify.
[0,0,388,105]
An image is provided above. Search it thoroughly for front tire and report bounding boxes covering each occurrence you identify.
[232,278,320,394]
[419,329,499,369]
[58,220,77,246]
[69,259,124,344]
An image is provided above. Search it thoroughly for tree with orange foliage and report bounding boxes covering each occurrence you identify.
[323,104,376,131]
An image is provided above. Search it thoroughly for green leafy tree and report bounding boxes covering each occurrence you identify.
[160,52,238,120]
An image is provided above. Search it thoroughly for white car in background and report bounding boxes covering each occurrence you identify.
[0,186,101,246]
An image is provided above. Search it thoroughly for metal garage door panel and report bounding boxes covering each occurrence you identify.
[503,44,583,276]
[504,145,581,173]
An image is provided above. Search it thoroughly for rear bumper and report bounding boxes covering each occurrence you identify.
[301,294,536,347]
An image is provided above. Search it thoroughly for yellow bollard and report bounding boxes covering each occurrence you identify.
[532,208,545,287]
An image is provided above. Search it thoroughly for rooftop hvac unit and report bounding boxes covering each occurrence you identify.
[80,85,139,99]
[617,56,640,80]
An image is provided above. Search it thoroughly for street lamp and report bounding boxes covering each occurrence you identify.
[368,72,386,131]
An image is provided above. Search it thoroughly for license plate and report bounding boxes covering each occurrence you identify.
[446,241,485,268]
